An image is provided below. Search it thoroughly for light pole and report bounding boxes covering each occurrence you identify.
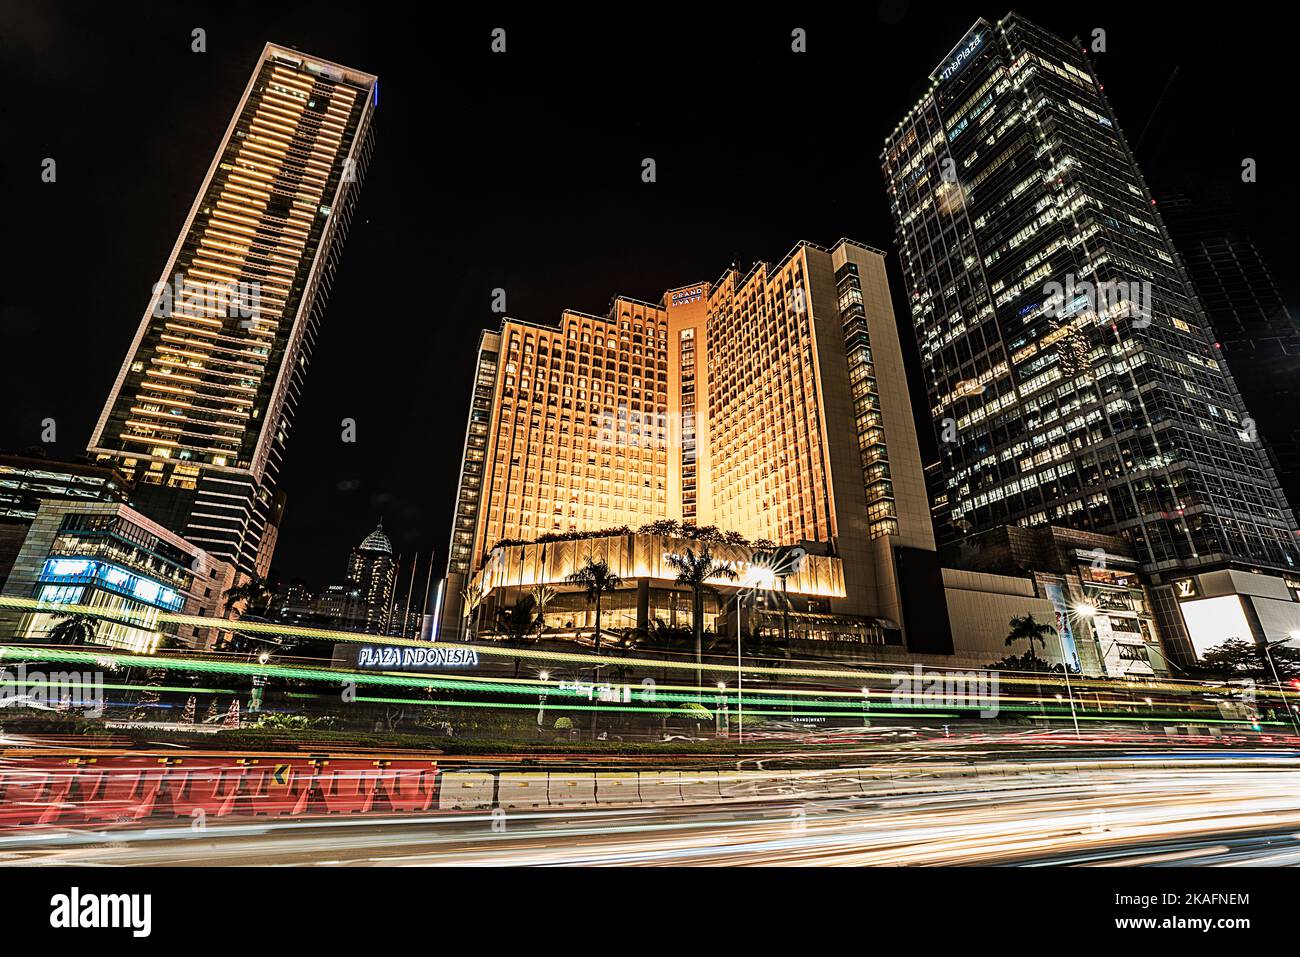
[735,565,776,746]
[716,681,727,736]
[536,670,550,732]
[734,593,744,744]
[1263,638,1300,735]
[250,650,270,714]
[1072,599,1104,674]
[1057,612,1083,735]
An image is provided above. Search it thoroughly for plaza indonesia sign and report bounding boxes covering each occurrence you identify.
[357,645,480,670]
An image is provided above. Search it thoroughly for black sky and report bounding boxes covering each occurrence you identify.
[3,2,1296,587]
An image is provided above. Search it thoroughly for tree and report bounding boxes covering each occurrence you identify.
[1193,638,1300,681]
[707,623,786,661]
[565,558,622,656]
[530,585,556,631]
[639,519,682,538]
[496,594,543,677]
[223,574,275,618]
[1005,614,1055,659]
[130,668,165,722]
[220,574,280,657]
[460,583,485,640]
[46,612,100,646]
[986,650,1055,673]
[665,546,737,688]
[638,618,692,653]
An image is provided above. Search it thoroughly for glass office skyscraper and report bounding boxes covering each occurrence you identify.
[883,14,1299,660]
[1159,189,1300,525]
[88,43,377,577]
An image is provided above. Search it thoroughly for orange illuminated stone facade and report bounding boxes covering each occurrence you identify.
[443,239,941,647]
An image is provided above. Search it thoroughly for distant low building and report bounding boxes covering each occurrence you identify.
[942,525,1167,677]
[0,451,131,587]
[1,499,236,653]
[268,522,412,636]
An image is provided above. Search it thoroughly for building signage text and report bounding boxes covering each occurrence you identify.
[357,645,480,670]
[938,31,984,82]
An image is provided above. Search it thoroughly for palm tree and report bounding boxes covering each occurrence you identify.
[46,612,100,646]
[665,546,737,688]
[496,594,543,677]
[460,583,485,640]
[222,574,275,618]
[221,574,280,658]
[565,558,621,655]
[1005,614,1055,660]
[530,585,556,633]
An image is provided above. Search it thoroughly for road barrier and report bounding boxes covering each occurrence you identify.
[0,754,441,828]
[496,772,549,809]
[594,772,640,805]
[437,771,494,810]
[547,772,598,807]
[4,753,1294,830]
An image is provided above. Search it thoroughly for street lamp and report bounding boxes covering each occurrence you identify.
[1055,627,1080,735]
[1071,601,1108,675]
[734,565,776,746]
[536,670,550,730]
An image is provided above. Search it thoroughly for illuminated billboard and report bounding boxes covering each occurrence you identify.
[1179,595,1254,659]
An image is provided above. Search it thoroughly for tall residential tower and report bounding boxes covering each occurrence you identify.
[88,44,377,577]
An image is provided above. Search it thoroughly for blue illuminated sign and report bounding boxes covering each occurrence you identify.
[40,558,183,612]
[931,23,990,84]
[938,32,983,82]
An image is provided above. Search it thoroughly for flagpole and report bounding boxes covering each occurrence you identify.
[401,552,418,639]
[384,554,402,635]
[420,556,435,641]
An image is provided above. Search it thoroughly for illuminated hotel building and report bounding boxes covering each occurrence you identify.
[87,44,377,578]
[883,14,1300,663]
[442,240,946,651]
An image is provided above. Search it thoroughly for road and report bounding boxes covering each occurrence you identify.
[4,756,1299,865]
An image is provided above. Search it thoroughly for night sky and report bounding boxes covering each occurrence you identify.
[3,2,1295,588]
